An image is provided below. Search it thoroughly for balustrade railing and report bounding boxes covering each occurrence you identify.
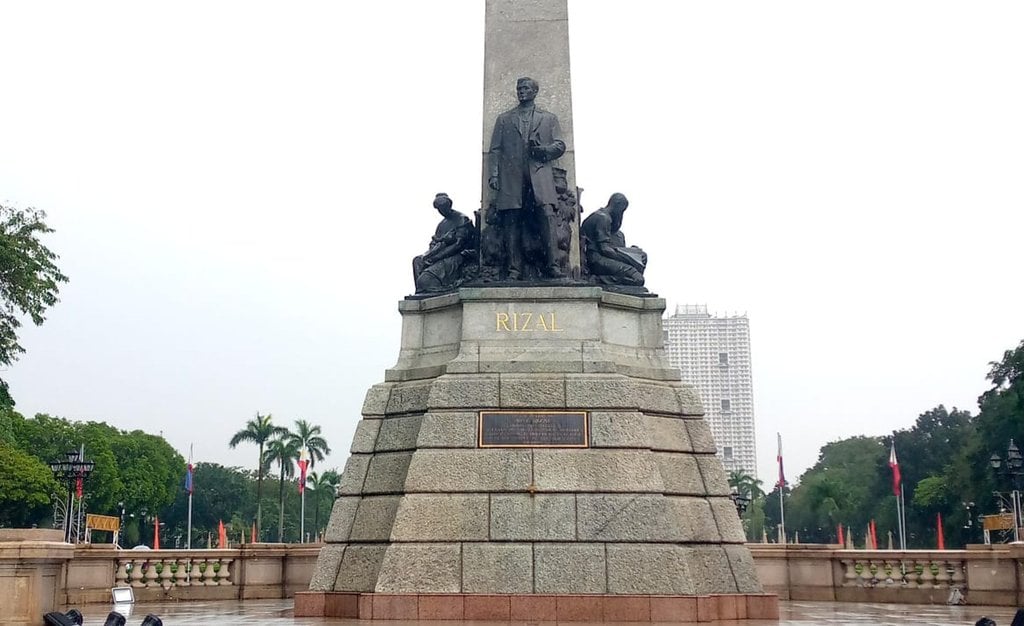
[114,553,235,589]
[837,554,967,590]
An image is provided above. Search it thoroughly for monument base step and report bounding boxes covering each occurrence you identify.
[294,591,779,622]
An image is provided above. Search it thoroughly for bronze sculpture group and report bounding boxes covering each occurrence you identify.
[412,77,647,295]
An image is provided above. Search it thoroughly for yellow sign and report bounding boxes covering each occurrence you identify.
[86,513,120,532]
[982,514,1014,531]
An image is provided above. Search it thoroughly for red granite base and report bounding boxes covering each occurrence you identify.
[294,592,780,622]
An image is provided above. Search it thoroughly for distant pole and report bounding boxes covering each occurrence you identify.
[186,444,194,550]
[776,433,786,544]
[899,484,908,549]
[299,449,309,544]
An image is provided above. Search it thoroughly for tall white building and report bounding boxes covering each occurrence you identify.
[663,304,757,477]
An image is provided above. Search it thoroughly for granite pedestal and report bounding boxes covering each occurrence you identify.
[296,287,775,621]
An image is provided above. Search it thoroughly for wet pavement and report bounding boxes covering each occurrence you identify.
[75,598,1019,625]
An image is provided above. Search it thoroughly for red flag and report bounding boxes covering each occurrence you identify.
[889,442,901,497]
[298,458,310,494]
[153,516,160,550]
[869,520,878,549]
[937,512,945,550]
[837,523,844,547]
[218,520,227,548]
[776,433,786,489]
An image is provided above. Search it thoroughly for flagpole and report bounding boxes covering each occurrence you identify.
[899,484,908,549]
[186,444,193,551]
[777,433,787,544]
[299,449,309,544]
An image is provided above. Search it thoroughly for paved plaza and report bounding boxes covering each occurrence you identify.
[74,599,1019,625]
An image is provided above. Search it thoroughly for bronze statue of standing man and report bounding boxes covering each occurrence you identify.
[488,77,566,280]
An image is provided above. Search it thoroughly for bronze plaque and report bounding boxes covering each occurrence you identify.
[478,411,589,448]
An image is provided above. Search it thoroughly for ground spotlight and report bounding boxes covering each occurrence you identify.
[43,610,83,626]
[140,615,164,626]
[102,611,126,626]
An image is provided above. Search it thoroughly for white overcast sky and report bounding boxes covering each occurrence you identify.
[2,1,1022,484]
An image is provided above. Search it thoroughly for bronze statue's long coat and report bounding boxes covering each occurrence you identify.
[488,107,565,211]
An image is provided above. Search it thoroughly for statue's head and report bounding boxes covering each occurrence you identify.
[433,192,454,216]
[516,77,539,103]
[606,193,629,231]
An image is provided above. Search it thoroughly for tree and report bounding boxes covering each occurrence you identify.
[290,419,331,468]
[0,440,59,527]
[162,463,256,546]
[228,412,287,538]
[0,205,69,408]
[263,434,300,542]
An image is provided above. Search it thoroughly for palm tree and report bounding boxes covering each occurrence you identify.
[728,470,765,500]
[306,468,341,541]
[290,419,331,467]
[228,412,288,539]
[264,434,301,542]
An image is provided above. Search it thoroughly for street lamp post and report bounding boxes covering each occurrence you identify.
[47,450,96,543]
[989,439,1024,542]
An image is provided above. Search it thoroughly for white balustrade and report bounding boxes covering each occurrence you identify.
[114,553,236,589]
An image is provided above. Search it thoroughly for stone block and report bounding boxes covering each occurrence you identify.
[590,411,650,448]
[487,0,568,21]
[686,545,738,594]
[375,543,461,593]
[427,374,500,408]
[534,543,607,593]
[647,415,691,452]
[390,494,489,541]
[499,374,566,407]
[726,545,763,593]
[606,544,695,595]
[684,420,717,453]
[337,454,370,495]
[416,412,478,448]
[349,420,381,454]
[418,595,464,620]
[404,449,532,492]
[676,385,704,416]
[577,494,669,542]
[374,416,423,452]
[670,496,722,543]
[323,496,360,543]
[534,449,663,493]
[511,595,557,621]
[349,496,401,542]
[462,543,533,593]
[600,305,640,347]
[385,381,432,415]
[362,452,413,494]
[461,299,599,342]
[361,384,393,416]
[555,595,604,621]
[602,595,652,622]
[478,344,584,374]
[650,596,698,622]
[636,382,682,414]
[581,341,619,374]
[372,594,418,620]
[334,544,387,592]
[565,374,636,409]
[464,594,511,620]
[421,305,462,348]
[308,545,345,591]
[490,494,576,541]
[652,452,705,495]
[696,455,732,496]
[709,496,747,543]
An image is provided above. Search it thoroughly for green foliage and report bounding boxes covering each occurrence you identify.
[0,439,59,527]
[265,434,301,542]
[4,412,183,528]
[0,205,69,406]
[229,412,288,537]
[291,419,331,468]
